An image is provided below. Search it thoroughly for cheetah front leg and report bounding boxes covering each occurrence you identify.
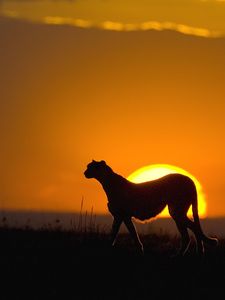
[110,217,122,246]
[124,217,144,254]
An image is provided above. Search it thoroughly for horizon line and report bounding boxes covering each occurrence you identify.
[0,209,225,219]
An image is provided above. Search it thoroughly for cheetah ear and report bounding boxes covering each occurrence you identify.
[100,160,106,165]
[92,159,96,163]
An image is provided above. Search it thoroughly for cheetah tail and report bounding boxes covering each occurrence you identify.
[192,195,218,246]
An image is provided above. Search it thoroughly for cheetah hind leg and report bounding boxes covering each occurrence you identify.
[173,219,191,257]
[183,217,204,255]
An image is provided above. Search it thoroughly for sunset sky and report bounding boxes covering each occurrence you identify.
[1,0,225,217]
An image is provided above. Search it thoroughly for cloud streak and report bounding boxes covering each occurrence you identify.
[2,0,225,38]
[43,16,223,38]
[1,10,224,38]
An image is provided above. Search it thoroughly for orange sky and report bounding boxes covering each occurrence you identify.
[1,1,225,217]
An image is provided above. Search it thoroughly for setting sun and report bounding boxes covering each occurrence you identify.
[127,164,206,218]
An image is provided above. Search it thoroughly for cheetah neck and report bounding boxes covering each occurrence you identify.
[97,172,129,201]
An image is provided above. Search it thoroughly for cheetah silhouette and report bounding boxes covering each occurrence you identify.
[84,160,218,255]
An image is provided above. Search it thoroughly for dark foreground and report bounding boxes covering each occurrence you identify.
[0,228,224,300]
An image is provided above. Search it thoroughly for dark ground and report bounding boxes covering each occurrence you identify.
[0,228,224,300]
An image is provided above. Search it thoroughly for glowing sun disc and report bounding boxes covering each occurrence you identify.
[127,164,206,218]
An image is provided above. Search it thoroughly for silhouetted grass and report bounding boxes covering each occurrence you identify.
[0,225,224,300]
